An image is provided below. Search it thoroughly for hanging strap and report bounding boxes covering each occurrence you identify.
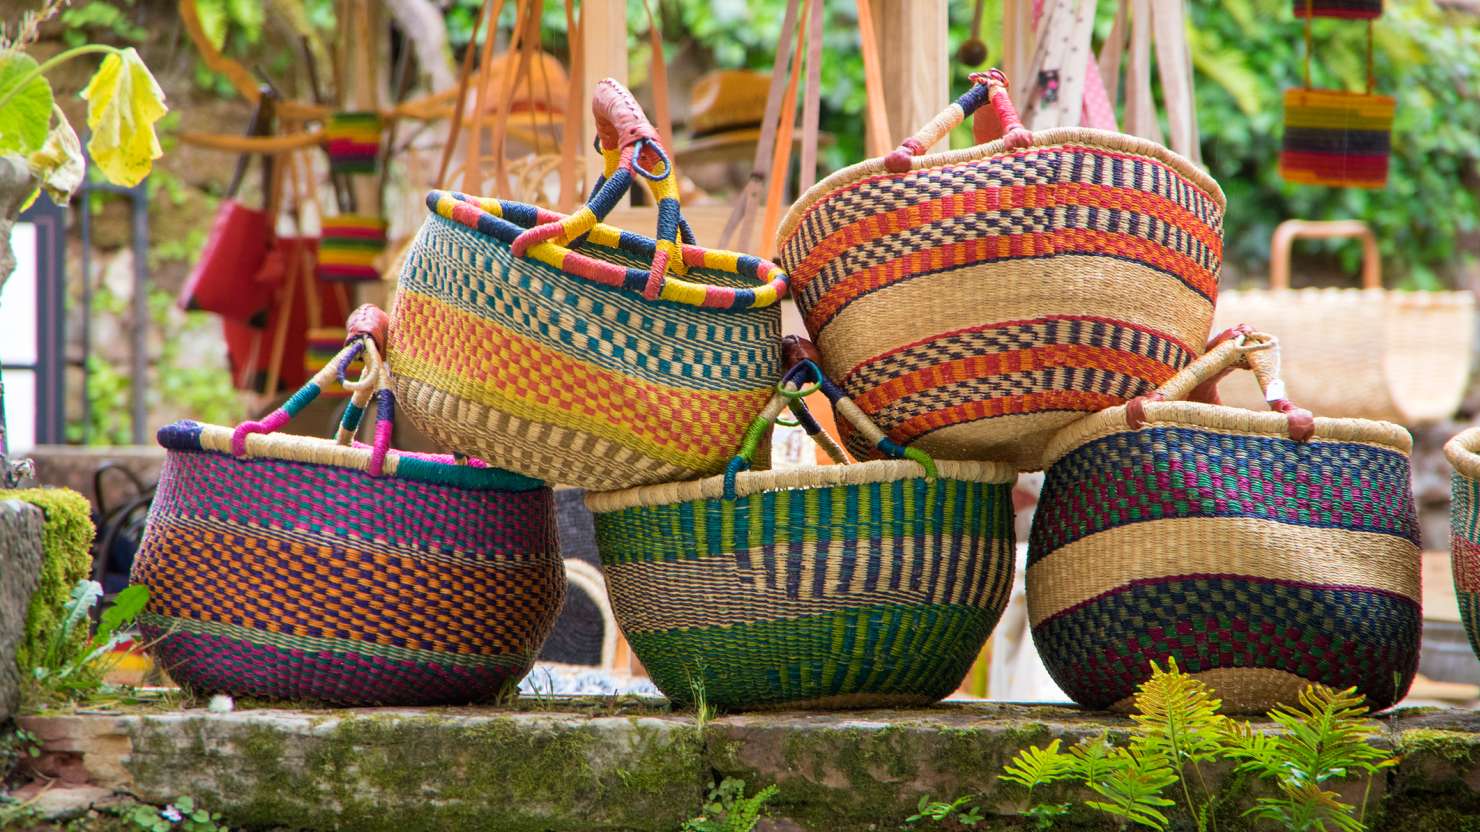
[438,0,494,186]
[757,0,811,258]
[797,0,825,196]
[558,0,583,210]
[641,0,675,151]
[855,0,892,157]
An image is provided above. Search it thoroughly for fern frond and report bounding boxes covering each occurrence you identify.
[1001,739,1078,790]
[1266,685,1393,785]
[1084,747,1179,831]
[1071,734,1128,784]
[1130,658,1229,765]
[1244,781,1364,832]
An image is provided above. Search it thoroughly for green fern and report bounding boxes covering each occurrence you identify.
[1244,781,1365,832]
[1083,746,1179,831]
[1130,658,1229,767]
[1001,739,1078,790]
[683,778,777,832]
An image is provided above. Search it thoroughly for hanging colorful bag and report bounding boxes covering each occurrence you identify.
[132,307,564,705]
[1445,429,1480,666]
[1027,329,1420,714]
[387,79,788,489]
[1213,219,1473,423]
[586,338,1018,711]
[776,70,1224,471]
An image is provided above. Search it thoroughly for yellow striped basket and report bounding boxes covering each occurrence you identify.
[1027,330,1420,714]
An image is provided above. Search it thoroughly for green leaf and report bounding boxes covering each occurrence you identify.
[81,46,168,187]
[226,0,265,42]
[1001,739,1079,790]
[97,585,150,643]
[27,111,84,205]
[0,52,56,156]
[196,0,230,49]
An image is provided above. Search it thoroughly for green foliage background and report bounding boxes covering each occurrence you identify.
[447,0,1479,285]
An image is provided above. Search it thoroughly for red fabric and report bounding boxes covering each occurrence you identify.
[224,238,350,394]
[178,200,273,322]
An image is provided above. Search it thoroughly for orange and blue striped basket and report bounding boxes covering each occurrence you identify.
[131,307,564,705]
[386,79,788,490]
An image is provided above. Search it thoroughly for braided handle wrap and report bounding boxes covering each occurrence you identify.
[345,303,389,351]
[1125,329,1315,442]
[883,69,1033,173]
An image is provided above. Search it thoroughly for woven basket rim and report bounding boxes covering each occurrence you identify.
[585,458,1016,512]
[1446,427,1480,480]
[776,126,1226,248]
[426,191,788,310]
[158,420,543,491]
[1041,401,1413,468]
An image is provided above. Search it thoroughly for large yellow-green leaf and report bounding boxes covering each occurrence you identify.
[29,110,84,205]
[80,47,167,188]
[0,52,56,157]
[196,0,230,49]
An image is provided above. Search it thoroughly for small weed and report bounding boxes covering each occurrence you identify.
[28,581,150,704]
[904,794,986,828]
[688,672,715,730]
[683,777,778,832]
[114,796,226,832]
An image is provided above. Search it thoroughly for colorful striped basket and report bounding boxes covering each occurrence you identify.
[776,70,1225,471]
[1280,89,1394,189]
[131,307,564,705]
[323,111,383,174]
[1027,329,1420,714]
[387,79,788,490]
[1293,0,1381,19]
[318,214,388,283]
[586,340,1018,711]
[1444,429,1480,666]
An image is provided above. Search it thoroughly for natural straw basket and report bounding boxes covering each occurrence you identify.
[1215,219,1474,424]
[132,307,564,705]
[776,70,1225,470]
[587,339,1018,711]
[1027,329,1420,714]
[1444,428,1480,664]
[387,79,788,490]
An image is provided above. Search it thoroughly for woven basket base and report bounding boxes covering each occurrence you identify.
[741,692,939,711]
[1109,667,1317,716]
[901,412,1065,472]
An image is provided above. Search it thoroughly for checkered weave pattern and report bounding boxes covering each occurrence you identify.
[132,425,563,706]
[1029,405,1419,713]
[1446,429,1480,667]
[777,131,1225,471]
[592,473,1016,710]
[387,191,785,489]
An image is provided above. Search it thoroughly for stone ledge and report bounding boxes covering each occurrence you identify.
[14,702,1480,831]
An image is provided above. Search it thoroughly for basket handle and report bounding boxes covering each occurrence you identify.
[230,304,400,475]
[883,69,1033,173]
[512,78,694,301]
[1269,219,1382,290]
[721,336,938,499]
[1126,328,1315,442]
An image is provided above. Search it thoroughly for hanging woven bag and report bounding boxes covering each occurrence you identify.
[1445,429,1480,666]
[1213,220,1474,424]
[586,338,1018,711]
[776,69,1224,471]
[1027,328,1420,714]
[131,306,564,706]
[386,79,788,490]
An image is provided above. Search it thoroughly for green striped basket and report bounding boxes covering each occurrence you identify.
[586,346,1017,710]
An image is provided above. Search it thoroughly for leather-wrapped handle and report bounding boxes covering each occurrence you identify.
[781,334,823,369]
[592,77,662,153]
[1269,219,1381,290]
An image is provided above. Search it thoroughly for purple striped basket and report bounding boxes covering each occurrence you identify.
[131,308,563,705]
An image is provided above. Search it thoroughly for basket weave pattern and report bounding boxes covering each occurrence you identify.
[1446,429,1480,664]
[133,422,564,706]
[592,471,1016,709]
[777,131,1225,470]
[389,194,783,489]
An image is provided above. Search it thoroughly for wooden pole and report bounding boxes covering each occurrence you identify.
[867,0,949,148]
[580,0,628,196]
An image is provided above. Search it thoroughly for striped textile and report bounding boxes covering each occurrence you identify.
[131,425,563,706]
[318,215,387,283]
[1281,89,1394,189]
[1293,0,1382,18]
[777,134,1224,471]
[386,191,786,490]
[1029,425,1420,713]
[1449,432,1480,666]
[593,475,1016,710]
[324,111,382,174]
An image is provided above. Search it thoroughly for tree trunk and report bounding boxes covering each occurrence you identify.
[0,155,37,293]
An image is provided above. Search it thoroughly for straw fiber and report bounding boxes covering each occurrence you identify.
[1445,428,1480,666]
[1028,333,1420,714]
[777,124,1225,471]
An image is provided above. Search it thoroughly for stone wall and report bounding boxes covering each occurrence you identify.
[0,500,44,721]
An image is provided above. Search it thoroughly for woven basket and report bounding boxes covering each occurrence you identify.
[387,79,787,490]
[776,70,1225,471]
[1027,330,1420,714]
[1215,220,1473,424]
[587,341,1018,710]
[131,308,564,705]
[1445,429,1480,665]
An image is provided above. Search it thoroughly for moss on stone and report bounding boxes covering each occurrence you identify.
[1395,728,1480,764]
[10,488,95,674]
